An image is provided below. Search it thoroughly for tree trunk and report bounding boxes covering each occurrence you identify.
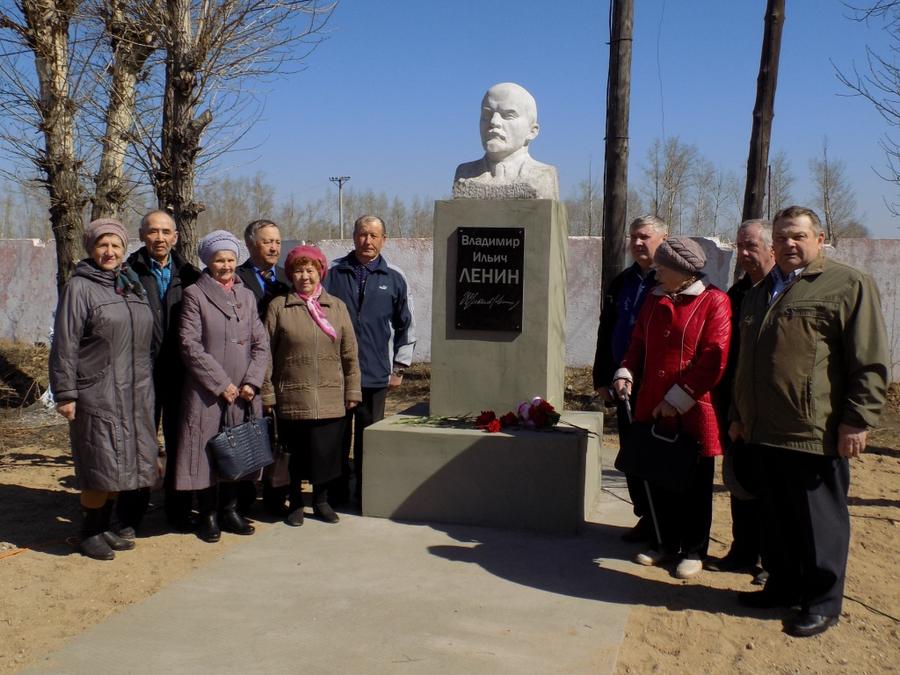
[162,0,209,265]
[92,0,158,221]
[22,0,88,295]
[742,0,785,221]
[601,0,634,294]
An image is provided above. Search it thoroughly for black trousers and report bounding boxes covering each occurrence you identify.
[728,495,763,562]
[338,386,388,501]
[727,441,764,563]
[117,379,189,531]
[755,444,850,616]
[616,396,649,519]
[646,455,715,558]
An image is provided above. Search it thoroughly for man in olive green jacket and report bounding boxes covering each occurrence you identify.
[729,205,889,638]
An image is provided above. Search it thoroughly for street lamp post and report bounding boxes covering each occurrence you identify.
[329,176,351,239]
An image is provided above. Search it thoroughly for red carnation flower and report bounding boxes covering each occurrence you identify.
[499,411,518,427]
[486,419,502,433]
[474,410,496,428]
[531,408,548,428]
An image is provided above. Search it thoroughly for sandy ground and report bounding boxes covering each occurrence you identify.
[0,359,897,674]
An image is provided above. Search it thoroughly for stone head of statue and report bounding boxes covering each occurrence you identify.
[479,82,540,163]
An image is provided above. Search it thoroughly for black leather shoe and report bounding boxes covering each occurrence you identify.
[752,569,770,586]
[783,613,839,638]
[620,518,650,543]
[103,530,136,551]
[737,589,796,609]
[220,508,255,535]
[313,502,339,524]
[705,552,757,573]
[285,507,305,527]
[197,512,221,543]
[115,526,137,541]
[79,533,115,560]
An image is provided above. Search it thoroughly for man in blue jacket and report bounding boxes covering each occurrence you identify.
[324,214,416,505]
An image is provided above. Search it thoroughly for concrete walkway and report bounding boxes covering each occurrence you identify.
[25,471,638,675]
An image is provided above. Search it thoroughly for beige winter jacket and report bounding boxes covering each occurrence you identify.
[261,289,362,420]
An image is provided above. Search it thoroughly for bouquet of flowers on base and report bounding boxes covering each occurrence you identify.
[474,397,561,433]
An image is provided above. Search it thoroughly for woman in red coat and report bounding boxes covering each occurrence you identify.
[612,237,731,579]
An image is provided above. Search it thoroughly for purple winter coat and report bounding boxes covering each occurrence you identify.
[174,272,270,491]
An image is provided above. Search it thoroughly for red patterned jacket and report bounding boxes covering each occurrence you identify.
[617,278,731,457]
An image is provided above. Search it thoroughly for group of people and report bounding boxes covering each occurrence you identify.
[49,212,415,559]
[48,202,889,640]
[594,207,889,638]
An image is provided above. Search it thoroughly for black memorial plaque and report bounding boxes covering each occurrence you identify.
[455,227,525,331]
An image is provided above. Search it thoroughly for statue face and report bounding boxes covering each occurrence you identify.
[479,84,539,162]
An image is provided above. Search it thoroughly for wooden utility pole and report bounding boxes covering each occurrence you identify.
[601,0,634,293]
[742,0,785,221]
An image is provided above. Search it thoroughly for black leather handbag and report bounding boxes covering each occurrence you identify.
[208,401,274,481]
[615,417,699,493]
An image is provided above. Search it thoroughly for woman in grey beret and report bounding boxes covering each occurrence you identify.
[173,230,270,543]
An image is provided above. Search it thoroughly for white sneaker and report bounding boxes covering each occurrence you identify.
[634,549,668,566]
[675,558,703,579]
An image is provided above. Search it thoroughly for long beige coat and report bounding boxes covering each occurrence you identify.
[261,289,361,420]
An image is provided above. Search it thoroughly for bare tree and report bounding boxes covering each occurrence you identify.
[810,138,867,241]
[144,0,335,263]
[835,1,899,215]
[767,149,794,216]
[89,0,160,220]
[0,0,90,293]
[641,137,698,232]
[565,173,602,236]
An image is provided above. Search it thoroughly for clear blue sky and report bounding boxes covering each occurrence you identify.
[230,0,899,238]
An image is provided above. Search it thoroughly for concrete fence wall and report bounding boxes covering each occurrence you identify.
[2,236,898,381]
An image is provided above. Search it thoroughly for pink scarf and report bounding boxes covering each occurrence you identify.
[299,285,337,341]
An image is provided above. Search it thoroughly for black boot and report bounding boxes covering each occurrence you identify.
[197,487,221,543]
[219,483,255,535]
[313,484,339,524]
[197,512,221,543]
[102,501,135,551]
[115,488,150,539]
[79,506,115,560]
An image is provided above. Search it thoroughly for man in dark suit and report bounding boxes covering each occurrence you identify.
[706,219,775,582]
[235,219,291,514]
[118,209,200,535]
[235,219,290,315]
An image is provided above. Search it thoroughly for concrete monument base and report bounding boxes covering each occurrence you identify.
[430,198,569,416]
[362,405,602,535]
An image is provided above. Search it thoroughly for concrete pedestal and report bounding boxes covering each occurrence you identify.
[430,199,568,416]
[362,406,602,535]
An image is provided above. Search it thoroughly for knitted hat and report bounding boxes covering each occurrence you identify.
[654,237,707,274]
[285,245,328,279]
[83,218,128,253]
[198,230,241,266]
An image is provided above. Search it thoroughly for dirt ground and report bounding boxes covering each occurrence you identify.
[0,347,897,674]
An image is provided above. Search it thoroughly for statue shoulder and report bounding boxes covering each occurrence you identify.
[454,158,488,181]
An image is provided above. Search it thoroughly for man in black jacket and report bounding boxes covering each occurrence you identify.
[235,219,291,514]
[592,214,666,542]
[706,219,775,581]
[118,209,200,535]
